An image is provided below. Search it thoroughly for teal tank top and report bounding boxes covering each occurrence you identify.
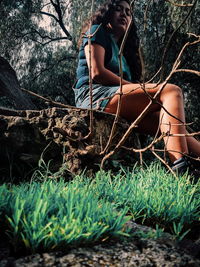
[74,24,133,89]
[108,34,132,82]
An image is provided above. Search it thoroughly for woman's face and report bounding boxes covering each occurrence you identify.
[109,1,132,38]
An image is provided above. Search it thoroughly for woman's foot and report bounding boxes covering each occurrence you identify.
[171,156,200,181]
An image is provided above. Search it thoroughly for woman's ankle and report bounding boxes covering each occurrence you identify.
[171,156,189,174]
[171,155,200,180]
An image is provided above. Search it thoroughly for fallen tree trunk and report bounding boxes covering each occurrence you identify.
[0,107,141,181]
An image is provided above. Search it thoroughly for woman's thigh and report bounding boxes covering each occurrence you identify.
[104,83,163,135]
[104,83,161,120]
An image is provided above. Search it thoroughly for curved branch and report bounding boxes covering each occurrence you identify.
[40,0,72,41]
[174,69,200,76]
[40,11,59,22]
[50,0,72,41]
[166,0,193,7]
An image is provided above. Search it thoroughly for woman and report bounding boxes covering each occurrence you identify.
[73,0,200,176]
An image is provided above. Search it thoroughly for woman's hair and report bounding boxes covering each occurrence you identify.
[80,0,142,82]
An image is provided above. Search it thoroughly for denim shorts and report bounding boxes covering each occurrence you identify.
[73,84,119,110]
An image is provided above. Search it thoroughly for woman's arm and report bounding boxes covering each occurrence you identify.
[84,43,131,85]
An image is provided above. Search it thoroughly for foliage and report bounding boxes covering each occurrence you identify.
[0,163,199,254]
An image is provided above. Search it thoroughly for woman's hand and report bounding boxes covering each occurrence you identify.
[84,43,131,85]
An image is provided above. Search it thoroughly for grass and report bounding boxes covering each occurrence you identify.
[0,162,199,254]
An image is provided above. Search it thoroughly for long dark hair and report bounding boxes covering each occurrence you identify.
[80,0,142,82]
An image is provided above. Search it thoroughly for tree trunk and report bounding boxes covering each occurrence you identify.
[0,57,36,110]
[0,107,140,181]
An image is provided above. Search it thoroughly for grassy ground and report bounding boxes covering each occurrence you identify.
[0,162,199,254]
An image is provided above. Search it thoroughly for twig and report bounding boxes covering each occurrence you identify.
[81,0,96,140]
[151,149,178,178]
[121,134,165,153]
[144,0,153,31]
[96,85,141,110]
[166,0,193,7]
[21,88,80,109]
[174,69,200,76]
[101,14,133,155]
[40,11,59,22]
[159,0,198,80]
[167,132,200,137]
[154,148,200,161]
[164,121,171,162]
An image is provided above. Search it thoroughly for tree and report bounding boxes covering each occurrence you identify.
[0,0,77,107]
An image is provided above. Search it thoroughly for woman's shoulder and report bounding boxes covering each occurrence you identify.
[86,24,109,36]
[82,24,111,49]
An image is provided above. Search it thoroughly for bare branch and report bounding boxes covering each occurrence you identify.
[20,28,70,46]
[31,54,76,81]
[151,149,178,178]
[121,134,165,153]
[101,16,133,155]
[52,0,73,41]
[40,11,59,22]
[40,0,72,41]
[174,69,200,76]
[83,0,95,140]
[159,0,198,80]
[144,0,153,31]
[78,0,97,140]
[21,88,73,109]
[188,32,200,39]
[166,0,193,7]
[167,132,200,137]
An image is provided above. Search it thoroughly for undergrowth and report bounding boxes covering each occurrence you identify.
[0,162,199,254]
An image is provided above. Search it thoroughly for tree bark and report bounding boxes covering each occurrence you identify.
[0,57,36,110]
[0,107,140,180]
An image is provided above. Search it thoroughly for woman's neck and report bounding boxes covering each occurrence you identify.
[107,24,124,42]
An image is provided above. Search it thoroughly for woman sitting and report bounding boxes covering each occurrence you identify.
[73,0,200,177]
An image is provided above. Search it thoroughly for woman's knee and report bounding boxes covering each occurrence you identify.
[160,83,183,102]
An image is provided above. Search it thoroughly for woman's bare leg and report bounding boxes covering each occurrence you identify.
[186,135,200,157]
[125,110,200,157]
[158,84,188,161]
[104,83,200,163]
[139,111,200,157]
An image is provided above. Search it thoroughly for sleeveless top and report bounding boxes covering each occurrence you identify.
[74,24,133,89]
